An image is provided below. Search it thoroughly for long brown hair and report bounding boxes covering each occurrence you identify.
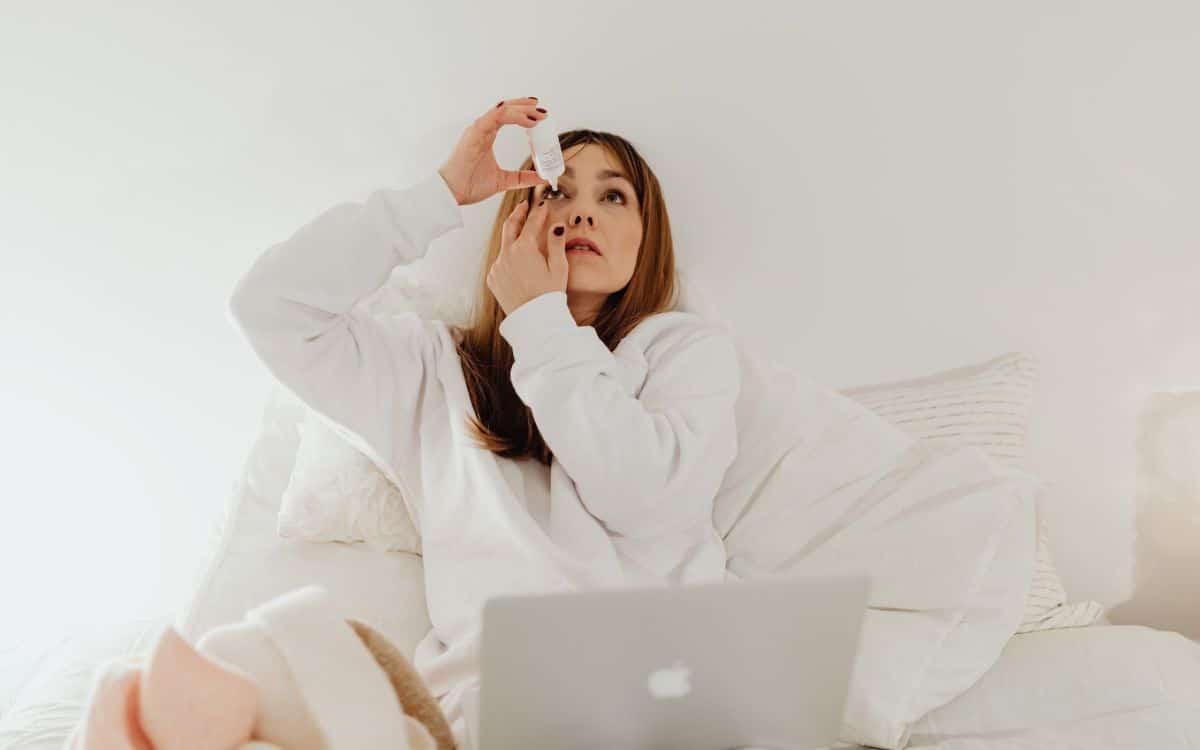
[452,129,678,466]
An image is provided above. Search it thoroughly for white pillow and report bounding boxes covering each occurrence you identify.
[706,325,1040,749]
[841,352,1107,633]
[278,406,421,555]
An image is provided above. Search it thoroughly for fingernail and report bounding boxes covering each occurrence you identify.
[527,115,536,121]
[536,107,547,113]
[530,96,538,101]
[496,101,503,108]
[553,226,564,236]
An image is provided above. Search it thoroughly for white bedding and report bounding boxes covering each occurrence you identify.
[906,624,1200,748]
[4,381,1197,748]
[0,617,168,750]
[4,618,1197,749]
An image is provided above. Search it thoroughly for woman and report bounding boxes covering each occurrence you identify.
[228,96,741,747]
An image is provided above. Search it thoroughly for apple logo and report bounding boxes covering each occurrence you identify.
[647,659,692,700]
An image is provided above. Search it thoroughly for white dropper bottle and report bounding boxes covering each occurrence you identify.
[527,108,564,190]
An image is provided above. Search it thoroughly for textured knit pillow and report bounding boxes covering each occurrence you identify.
[840,352,1107,632]
[277,406,421,554]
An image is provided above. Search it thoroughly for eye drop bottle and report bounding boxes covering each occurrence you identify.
[527,109,564,190]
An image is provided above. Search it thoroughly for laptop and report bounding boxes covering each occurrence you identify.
[468,572,871,750]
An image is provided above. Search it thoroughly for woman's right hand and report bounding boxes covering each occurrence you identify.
[437,96,551,207]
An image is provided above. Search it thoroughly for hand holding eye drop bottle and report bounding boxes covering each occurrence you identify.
[437,97,556,206]
[527,108,564,191]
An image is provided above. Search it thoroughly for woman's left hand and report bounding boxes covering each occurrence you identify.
[487,197,569,316]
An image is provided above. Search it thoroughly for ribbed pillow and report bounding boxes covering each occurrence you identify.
[841,352,1106,632]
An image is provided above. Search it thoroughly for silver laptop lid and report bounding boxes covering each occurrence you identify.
[479,572,871,750]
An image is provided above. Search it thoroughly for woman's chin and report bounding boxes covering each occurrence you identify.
[565,276,603,294]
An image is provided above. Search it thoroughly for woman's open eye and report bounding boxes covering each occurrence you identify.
[542,187,626,205]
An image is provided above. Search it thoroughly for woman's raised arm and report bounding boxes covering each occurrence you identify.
[227,170,464,495]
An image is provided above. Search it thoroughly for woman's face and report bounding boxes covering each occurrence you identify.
[532,144,642,309]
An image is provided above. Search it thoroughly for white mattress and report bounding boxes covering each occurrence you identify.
[2,619,1197,748]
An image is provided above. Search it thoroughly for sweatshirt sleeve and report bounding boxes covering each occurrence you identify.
[498,291,741,540]
[227,171,465,497]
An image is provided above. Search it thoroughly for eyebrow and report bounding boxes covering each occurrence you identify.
[561,166,633,186]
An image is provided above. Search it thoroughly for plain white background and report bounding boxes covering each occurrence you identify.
[1,0,1196,644]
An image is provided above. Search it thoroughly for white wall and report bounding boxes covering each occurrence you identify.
[2,0,1196,641]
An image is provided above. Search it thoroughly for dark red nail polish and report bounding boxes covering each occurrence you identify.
[496,101,502,108]
[527,115,536,121]
[536,107,547,113]
[530,96,538,101]
[553,226,564,236]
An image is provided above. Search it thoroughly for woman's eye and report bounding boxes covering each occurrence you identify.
[543,188,626,204]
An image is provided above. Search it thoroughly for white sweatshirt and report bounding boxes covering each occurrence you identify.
[228,170,741,748]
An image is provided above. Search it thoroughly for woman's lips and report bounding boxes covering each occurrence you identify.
[565,237,602,254]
